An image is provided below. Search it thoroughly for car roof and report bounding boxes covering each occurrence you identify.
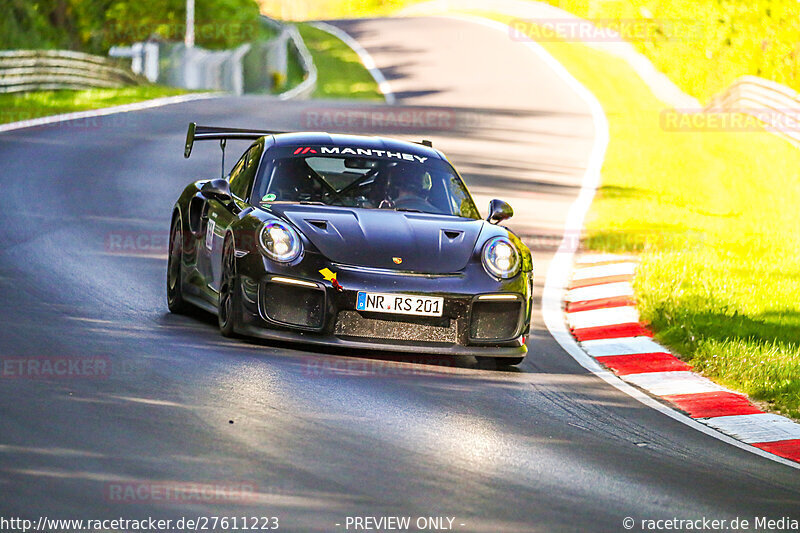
[270,132,445,161]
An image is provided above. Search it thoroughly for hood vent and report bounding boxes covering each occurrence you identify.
[306,219,328,231]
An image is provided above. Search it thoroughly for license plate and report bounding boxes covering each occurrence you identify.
[356,291,444,317]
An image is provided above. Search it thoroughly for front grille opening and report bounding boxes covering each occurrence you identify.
[357,311,451,328]
[469,301,521,341]
[335,311,457,344]
[262,282,325,329]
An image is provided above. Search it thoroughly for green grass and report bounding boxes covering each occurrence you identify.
[489,14,800,419]
[539,0,800,103]
[0,86,191,125]
[296,23,383,100]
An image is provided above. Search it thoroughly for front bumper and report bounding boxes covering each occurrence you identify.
[235,253,533,357]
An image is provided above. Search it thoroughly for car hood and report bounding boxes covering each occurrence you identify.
[269,204,484,273]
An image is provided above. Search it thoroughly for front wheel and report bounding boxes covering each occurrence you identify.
[167,216,190,314]
[218,236,240,337]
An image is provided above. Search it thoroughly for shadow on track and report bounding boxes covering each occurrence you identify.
[159,309,524,374]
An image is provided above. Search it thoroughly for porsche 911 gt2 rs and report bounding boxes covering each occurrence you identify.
[167,123,533,365]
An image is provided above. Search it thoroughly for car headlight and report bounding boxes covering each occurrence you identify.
[259,221,302,262]
[482,236,520,279]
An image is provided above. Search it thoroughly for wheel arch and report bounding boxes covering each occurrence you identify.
[171,206,183,229]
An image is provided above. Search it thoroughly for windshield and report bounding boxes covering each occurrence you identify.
[252,148,481,219]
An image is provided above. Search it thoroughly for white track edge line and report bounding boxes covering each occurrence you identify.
[0,92,219,134]
[278,71,318,101]
[310,21,396,104]
[450,14,800,471]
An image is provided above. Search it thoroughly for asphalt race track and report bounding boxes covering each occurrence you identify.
[1,16,799,532]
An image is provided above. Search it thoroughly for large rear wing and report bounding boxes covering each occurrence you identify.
[184,122,435,159]
[183,121,436,177]
[183,122,285,158]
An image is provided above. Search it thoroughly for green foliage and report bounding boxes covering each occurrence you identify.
[1,0,272,53]
[541,0,800,103]
[1,1,80,50]
[103,0,273,50]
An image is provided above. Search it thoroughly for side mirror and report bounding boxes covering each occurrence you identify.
[487,199,513,224]
[201,178,232,203]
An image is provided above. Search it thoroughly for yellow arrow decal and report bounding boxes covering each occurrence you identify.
[319,268,337,282]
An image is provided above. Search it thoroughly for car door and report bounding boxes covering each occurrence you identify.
[197,152,247,298]
[206,143,263,294]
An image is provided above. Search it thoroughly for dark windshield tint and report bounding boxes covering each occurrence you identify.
[252,150,480,219]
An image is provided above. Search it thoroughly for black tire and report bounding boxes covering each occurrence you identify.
[477,356,525,367]
[167,216,190,314]
[218,236,240,337]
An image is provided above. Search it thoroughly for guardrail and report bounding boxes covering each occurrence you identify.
[280,24,317,100]
[705,75,800,146]
[108,17,316,98]
[253,15,316,98]
[0,50,146,93]
[158,42,252,95]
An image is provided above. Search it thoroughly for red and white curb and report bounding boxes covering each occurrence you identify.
[566,254,800,464]
[463,14,800,469]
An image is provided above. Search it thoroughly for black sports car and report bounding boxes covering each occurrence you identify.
[168,123,533,365]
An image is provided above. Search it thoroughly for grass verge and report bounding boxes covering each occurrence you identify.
[295,23,383,100]
[0,86,191,126]
[481,13,800,419]
[538,0,800,103]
